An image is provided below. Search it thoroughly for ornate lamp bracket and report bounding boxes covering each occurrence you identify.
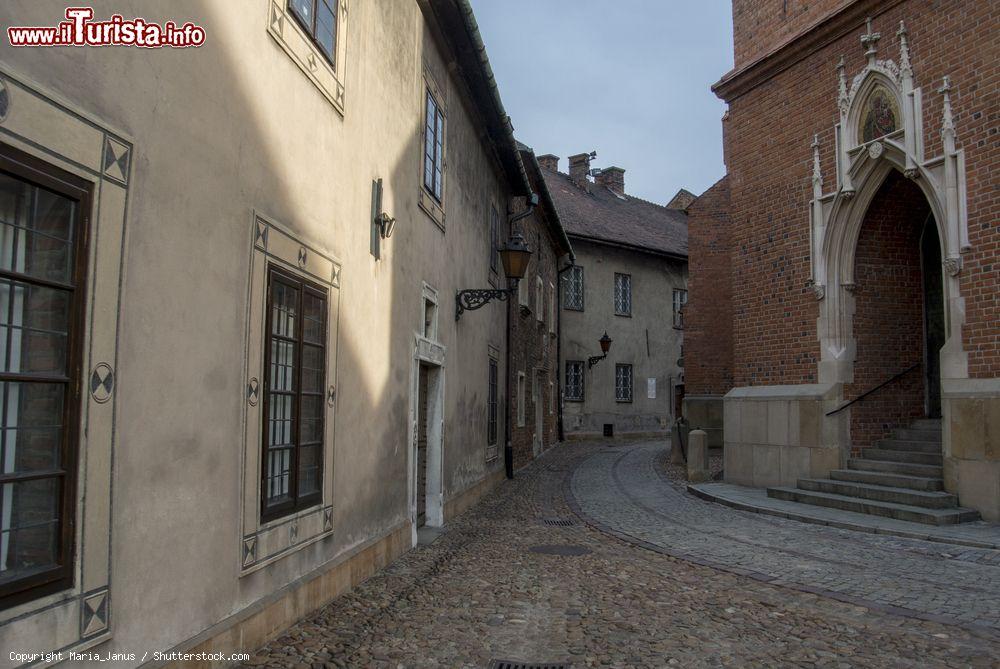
[587,353,607,369]
[455,284,516,320]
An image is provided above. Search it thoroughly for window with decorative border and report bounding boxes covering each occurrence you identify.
[672,288,687,329]
[486,356,498,460]
[0,68,130,648]
[536,276,544,323]
[241,213,341,574]
[0,144,90,610]
[563,265,583,311]
[565,361,584,402]
[266,0,349,114]
[614,273,632,316]
[615,364,633,403]
[261,267,328,522]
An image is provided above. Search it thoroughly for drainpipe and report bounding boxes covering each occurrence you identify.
[505,193,538,479]
[556,258,575,442]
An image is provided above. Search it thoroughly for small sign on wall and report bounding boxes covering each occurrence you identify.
[647,378,656,399]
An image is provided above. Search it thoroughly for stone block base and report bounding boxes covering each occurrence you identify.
[942,378,1000,522]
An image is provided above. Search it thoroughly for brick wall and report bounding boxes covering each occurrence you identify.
[509,191,563,471]
[711,1,1000,391]
[731,0,853,69]
[685,176,734,397]
[845,171,928,451]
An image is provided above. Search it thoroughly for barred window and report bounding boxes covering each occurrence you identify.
[565,361,584,401]
[0,146,90,606]
[423,90,445,202]
[615,364,633,402]
[486,358,498,459]
[614,273,631,316]
[673,288,688,328]
[262,267,327,521]
[563,265,584,311]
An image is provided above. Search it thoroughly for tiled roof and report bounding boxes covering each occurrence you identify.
[540,168,688,258]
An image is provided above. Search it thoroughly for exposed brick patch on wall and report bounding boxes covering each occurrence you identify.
[685,176,734,397]
[845,172,929,451]
[702,1,1000,391]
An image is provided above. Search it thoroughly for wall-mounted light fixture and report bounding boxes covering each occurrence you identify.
[455,232,532,320]
[588,331,613,368]
[370,178,396,259]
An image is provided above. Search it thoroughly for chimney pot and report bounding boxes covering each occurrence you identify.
[537,154,559,171]
[568,152,595,187]
[595,166,626,195]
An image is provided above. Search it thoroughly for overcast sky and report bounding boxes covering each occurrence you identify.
[468,0,734,205]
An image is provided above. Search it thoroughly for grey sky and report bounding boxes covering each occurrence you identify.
[469,0,734,205]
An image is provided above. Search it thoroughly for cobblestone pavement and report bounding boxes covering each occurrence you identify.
[572,442,1000,632]
[243,441,1000,668]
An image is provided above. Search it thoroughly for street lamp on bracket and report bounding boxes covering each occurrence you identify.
[455,232,533,320]
[588,332,613,368]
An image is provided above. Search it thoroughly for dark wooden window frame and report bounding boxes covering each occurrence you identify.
[287,0,338,69]
[423,90,445,203]
[672,288,688,329]
[487,357,498,447]
[260,265,328,523]
[0,144,90,609]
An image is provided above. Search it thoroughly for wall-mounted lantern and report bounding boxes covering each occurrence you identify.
[455,232,532,320]
[588,331,613,368]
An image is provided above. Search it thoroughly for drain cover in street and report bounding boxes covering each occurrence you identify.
[528,544,591,556]
[541,517,575,527]
[488,661,570,669]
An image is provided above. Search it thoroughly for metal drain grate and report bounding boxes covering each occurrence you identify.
[488,661,570,669]
[541,518,575,527]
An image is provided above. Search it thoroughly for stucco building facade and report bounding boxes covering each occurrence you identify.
[541,153,688,439]
[686,0,1000,521]
[0,0,545,664]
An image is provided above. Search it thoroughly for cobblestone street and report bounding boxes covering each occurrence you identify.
[243,442,1000,668]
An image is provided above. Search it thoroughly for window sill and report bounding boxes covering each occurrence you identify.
[418,188,446,231]
[615,312,632,318]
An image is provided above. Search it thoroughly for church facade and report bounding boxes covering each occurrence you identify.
[686,1,999,520]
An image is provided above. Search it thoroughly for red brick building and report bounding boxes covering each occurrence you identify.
[507,144,574,472]
[686,1,999,521]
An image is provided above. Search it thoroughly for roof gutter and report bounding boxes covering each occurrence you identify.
[454,0,532,196]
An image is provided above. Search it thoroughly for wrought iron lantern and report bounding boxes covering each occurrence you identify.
[588,331,613,368]
[455,232,532,320]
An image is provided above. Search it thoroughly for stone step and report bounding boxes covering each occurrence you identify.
[847,458,943,478]
[829,468,944,492]
[893,428,942,442]
[766,487,981,526]
[796,478,958,509]
[862,448,942,466]
[875,438,942,454]
[909,419,942,431]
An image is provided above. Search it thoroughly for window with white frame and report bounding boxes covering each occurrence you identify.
[615,363,633,403]
[565,361,584,401]
[563,265,583,310]
[673,288,688,328]
[548,282,555,333]
[614,273,632,316]
[517,371,526,426]
[536,276,544,322]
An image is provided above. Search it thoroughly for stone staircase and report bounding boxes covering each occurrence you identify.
[767,419,982,526]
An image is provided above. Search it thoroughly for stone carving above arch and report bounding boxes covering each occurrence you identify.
[807,17,971,384]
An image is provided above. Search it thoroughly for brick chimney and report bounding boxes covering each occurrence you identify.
[568,152,594,187]
[537,154,559,172]
[595,166,625,195]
